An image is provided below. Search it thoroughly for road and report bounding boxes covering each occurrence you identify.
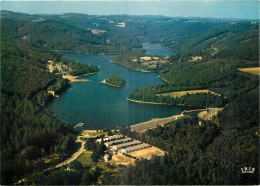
[55,137,85,168]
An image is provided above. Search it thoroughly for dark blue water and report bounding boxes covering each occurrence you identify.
[143,43,176,56]
[48,44,183,129]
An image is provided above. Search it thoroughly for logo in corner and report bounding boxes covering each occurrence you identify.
[241,167,255,174]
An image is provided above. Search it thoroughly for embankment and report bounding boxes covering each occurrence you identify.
[130,114,185,133]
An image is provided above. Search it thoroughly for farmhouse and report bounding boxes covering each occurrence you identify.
[121,144,151,154]
[112,140,142,150]
[104,137,132,147]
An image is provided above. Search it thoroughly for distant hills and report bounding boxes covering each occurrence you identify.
[3,10,258,55]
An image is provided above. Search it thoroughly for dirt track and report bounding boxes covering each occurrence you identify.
[55,138,85,168]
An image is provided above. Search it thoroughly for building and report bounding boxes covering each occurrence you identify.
[103,134,123,142]
[105,137,132,147]
[104,154,110,162]
[112,140,142,151]
[121,144,151,154]
[116,22,125,27]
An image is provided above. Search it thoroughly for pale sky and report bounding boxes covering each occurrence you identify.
[1,0,259,19]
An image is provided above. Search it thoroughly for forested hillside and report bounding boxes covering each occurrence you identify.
[127,20,259,107]
[1,11,232,55]
[0,12,100,184]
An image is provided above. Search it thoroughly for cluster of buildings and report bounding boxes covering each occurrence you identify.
[97,134,152,156]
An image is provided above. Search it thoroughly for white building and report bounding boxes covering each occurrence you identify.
[121,144,151,154]
[105,137,132,147]
[104,154,110,162]
[112,140,142,151]
[103,134,123,142]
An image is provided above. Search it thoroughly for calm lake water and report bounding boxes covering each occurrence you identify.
[48,43,183,129]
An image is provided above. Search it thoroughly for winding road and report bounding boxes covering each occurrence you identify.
[55,137,85,168]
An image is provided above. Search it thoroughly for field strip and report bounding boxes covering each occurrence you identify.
[238,67,260,75]
[157,89,221,98]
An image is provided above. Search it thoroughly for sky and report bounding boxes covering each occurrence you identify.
[1,0,259,19]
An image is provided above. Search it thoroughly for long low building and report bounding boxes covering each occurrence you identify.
[105,137,132,147]
[121,143,151,154]
[103,134,123,142]
[112,140,142,151]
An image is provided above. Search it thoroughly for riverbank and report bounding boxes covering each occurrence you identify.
[62,75,90,83]
[158,75,170,84]
[130,114,185,133]
[62,72,97,83]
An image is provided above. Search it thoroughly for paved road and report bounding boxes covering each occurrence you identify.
[55,138,85,168]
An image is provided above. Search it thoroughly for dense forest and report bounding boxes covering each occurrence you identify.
[0,12,100,184]
[1,10,259,185]
[105,75,126,88]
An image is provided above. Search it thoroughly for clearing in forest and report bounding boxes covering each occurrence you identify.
[157,89,221,98]
[238,67,260,76]
[198,107,223,121]
[109,154,135,165]
[128,147,164,159]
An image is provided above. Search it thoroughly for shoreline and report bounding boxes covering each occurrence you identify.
[62,72,97,83]
[51,50,119,55]
[110,60,153,73]
[158,75,170,84]
[127,98,173,105]
[127,98,207,108]
[101,79,122,88]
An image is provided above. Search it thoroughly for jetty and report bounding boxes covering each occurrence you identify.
[74,123,84,128]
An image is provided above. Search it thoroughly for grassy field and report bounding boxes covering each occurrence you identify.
[238,67,260,75]
[128,147,162,159]
[109,154,135,166]
[198,107,223,121]
[76,150,93,167]
[157,89,221,98]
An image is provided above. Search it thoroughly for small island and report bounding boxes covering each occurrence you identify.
[103,75,126,88]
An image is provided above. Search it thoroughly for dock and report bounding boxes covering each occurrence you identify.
[74,123,84,128]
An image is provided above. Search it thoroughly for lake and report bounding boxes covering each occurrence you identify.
[48,43,183,129]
